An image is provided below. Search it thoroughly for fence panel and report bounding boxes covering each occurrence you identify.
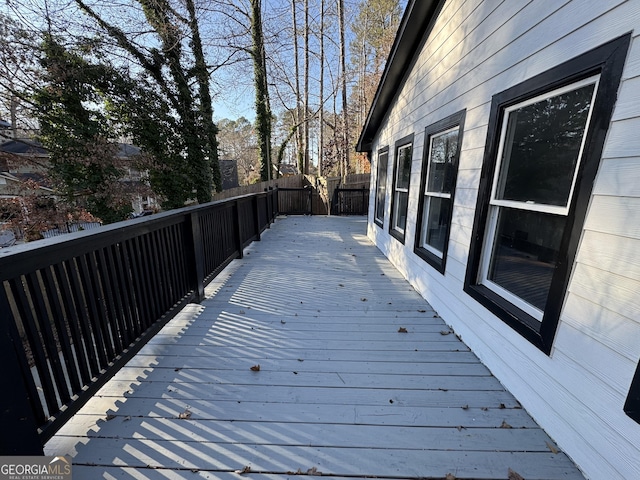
[278,187,312,215]
[333,188,370,215]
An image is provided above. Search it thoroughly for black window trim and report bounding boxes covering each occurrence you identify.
[414,109,466,274]
[625,361,640,424]
[463,33,631,354]
[374,146,389,228]
[389,133,414,244]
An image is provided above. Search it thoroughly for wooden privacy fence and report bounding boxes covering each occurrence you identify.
[0,190,278,455]
[332,187,370,215]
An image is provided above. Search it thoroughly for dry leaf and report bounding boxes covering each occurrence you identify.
[360,297,367,301]
[398,327,408,333]
[446,474,457,480]
[235,466,252,474]
[461,404,469,410]
[499,403,506,409]
[440,330,451,335]
[105,414,116,421]
[123,416,131,421]
[178,409,192,419]
[500,420,513,429]
[239,310,246,314]
[417,309,427,313]
[546,441,560,454]
[306,466,322,475]
[481,406,489,411]
[508,468,525,480]
[250,364,261,372]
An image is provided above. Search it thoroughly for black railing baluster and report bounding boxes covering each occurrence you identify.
[0,191,279,452]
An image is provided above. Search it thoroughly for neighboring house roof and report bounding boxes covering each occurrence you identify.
[0,139,142,158]
[0,171,54,193]
[356,0,444,153]
[0,139,49,156]
[275,163,298,176]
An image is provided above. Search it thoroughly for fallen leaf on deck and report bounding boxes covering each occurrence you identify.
[398,327,408,333]
[440,330,451,335]
[500,420,512,429]
[174,368,182,372]
[446,473,456,480]
[178,409,192,419]
[105,414,116,421]
[338,283,344,287]
[481,407,489,411]
[239,310,246,314]
[281,320,286,324]
[298,358,304,362]
[123,416,131,421]
[461,404,469,410]
[546,441,560,454]
[307,466,322,475]
[499,403,506,409]
[235,466,252,474]
[250,364,261,371]
[508,468,525,480]
[417,309,427,313]
[361,297,367,301]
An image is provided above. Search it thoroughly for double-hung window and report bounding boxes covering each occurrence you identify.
[389,134,413,242]
[374,147,389,227]
[415,111,465,272]
[464,35,629,352]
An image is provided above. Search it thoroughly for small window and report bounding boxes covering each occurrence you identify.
[464,34,630,352]
[389,134,413,243]
[374,147,389,227]
[625,361,640,424]
[415,110,465,272]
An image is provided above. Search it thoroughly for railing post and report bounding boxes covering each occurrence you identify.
[187,211,205,302]
[234,200,244,259]
[0,287,44,455]
[253,195,261,241]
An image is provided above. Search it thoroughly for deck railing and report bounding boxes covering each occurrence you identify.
[0,189,278,455]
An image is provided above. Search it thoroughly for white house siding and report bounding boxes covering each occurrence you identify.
[366,1,640,478]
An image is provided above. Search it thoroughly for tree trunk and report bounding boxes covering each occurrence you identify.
[291,0,304,174]
[185,0,221,193]
[303,0,310,175]
[318,0,325,177]
[251,0,273,182]
[338,0,349,181]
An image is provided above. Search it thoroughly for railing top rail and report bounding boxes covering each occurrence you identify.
[0,191,270,275]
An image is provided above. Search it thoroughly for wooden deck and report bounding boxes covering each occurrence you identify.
[45,216,585,479]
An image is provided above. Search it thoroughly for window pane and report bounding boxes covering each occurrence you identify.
[422,196,452,255]
[375,152,388,222]
[496,83,596,206]
[394,191,408,231]
[487,207,566,311]
[427,130,458,193]
[396,145,412,189]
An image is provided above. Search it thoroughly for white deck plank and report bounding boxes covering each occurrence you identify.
[45,216,584,479]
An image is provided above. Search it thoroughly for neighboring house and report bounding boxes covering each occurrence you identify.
[0,139,52,198]
[357,1,639,479]
[0,139,157,214]
[275,162,298,177]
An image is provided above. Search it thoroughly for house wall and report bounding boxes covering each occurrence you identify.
[367,1,640,478]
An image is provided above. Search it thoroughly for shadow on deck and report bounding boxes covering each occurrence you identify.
[45,216,585,479]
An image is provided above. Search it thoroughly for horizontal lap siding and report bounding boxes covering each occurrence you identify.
[368,0,640,479]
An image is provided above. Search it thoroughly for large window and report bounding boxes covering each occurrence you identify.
[374,147,389,227]
[415,110,465,273]
[389,134,413,242]
[464,35,629,352]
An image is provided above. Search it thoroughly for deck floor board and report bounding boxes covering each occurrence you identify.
[45,216,584,479]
